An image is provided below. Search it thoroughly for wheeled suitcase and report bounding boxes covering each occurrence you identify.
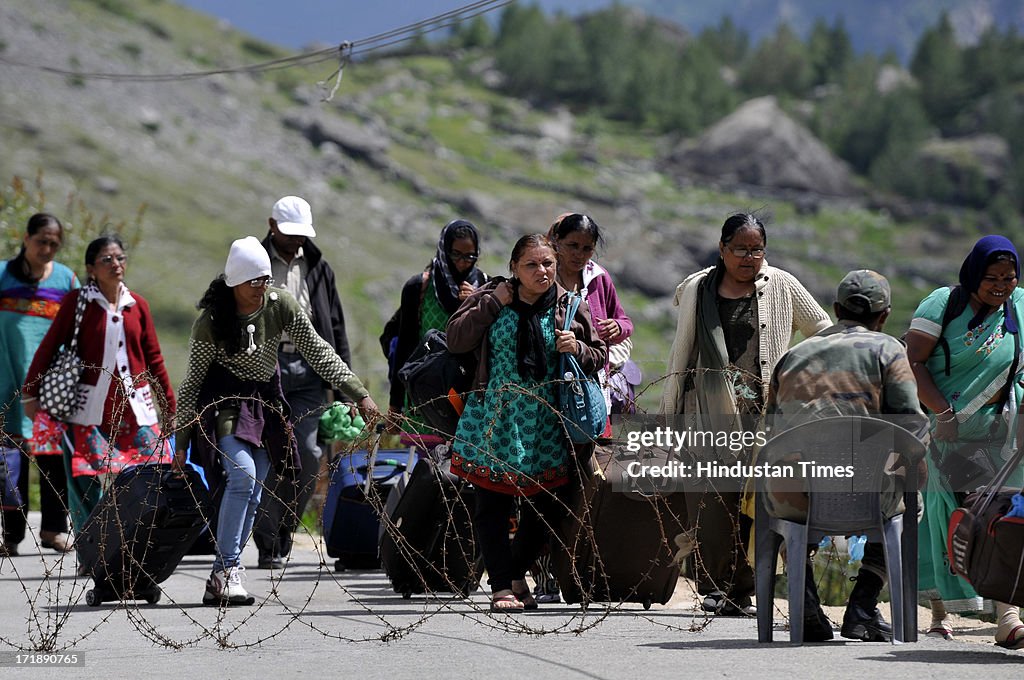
[77,463,211,606]
[323,433,414,570]
[379,458,480,598]
[551,444,688,609]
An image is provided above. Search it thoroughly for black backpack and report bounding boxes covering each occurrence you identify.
[397,329,474,438]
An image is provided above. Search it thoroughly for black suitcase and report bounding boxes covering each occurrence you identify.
[77,464,211,606]
[551,444,688,609]
[379,458,481,598]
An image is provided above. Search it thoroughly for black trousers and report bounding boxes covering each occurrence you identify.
[474,485,567,594]
[3,445,69,545]
[683,488,755,603]
[253,353,325,558]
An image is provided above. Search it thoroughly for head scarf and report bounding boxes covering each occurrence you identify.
[509,279,558,382]
[432,219,486,315]
[959,235,1020,333]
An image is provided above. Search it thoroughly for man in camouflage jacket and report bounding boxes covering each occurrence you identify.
[765,269,928,643]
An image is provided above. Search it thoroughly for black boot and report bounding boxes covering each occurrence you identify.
[802,558,833,642]
[841,570,893,642]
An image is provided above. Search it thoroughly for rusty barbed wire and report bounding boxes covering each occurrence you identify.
[0,363,800,651]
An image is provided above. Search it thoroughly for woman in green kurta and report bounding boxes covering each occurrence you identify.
[906,235,1024,647]
[447,234,606,612]
[384,220,487,443]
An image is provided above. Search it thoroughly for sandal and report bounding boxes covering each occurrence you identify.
[926,622,955,641]
[511,579,538,610]
[995,624,1024,650]
[490,593,525,613]
[512,589,538,610]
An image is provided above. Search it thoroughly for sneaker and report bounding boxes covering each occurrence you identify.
[203,566,255,606]
[840,606,893,642]
[0,543,18,558]
[40,531,73,553]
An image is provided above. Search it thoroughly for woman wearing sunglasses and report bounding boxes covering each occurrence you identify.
[173,237,378,606]
[382,219,487,440]
[660,213,830,617]
[23,235,175,536]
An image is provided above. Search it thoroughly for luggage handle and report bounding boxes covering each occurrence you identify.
[403,446,416,484]
[364,423,387,497]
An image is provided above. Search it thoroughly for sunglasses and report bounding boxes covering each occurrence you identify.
[97,254,127,267]
[449,251,479,264]
[248,277,275,288]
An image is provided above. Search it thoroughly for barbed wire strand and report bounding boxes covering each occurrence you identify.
[0,0,511,84]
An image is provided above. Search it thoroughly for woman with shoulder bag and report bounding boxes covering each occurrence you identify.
[446,234,606,612]
[23,235,175,538]
[906,235,1024,647]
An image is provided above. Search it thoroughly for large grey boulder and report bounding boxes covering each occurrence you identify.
[918,133,1010,202]
[665,96,859,197]
[282,109,390,168]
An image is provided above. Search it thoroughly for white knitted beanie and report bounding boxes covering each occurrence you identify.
[224,236,272,287]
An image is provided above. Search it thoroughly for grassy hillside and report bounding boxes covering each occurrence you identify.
[0,0,996,413]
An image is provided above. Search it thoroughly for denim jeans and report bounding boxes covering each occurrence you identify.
[214,435,271,571]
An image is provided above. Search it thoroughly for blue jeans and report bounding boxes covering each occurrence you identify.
[214,435,271,571]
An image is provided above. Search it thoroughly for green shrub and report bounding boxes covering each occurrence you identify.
[0,173,145,280]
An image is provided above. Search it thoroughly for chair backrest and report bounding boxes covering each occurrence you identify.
[758,415,926,535]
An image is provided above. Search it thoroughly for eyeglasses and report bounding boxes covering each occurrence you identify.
[726,247,766,259]
[248,277,275,288]
[449,251,479,264]
[98,254,127,267]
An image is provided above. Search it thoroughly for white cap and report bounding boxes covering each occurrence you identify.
[224,236,272,287]
[271,195,315,237]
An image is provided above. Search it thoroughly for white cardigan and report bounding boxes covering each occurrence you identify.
[659,263,831,414]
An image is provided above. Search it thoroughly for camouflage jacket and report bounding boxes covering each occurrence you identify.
[766,320,927,436]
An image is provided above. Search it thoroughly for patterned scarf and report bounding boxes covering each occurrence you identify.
[509,279,558,381]
[431,219,486,315]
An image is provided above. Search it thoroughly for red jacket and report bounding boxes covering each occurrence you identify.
[24,286,175,425]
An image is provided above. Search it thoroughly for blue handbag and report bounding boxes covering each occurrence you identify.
[558,291,607,443]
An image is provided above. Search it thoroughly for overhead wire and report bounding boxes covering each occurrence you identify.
[0,0,511,83]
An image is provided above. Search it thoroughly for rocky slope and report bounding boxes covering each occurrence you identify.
[0,0,991,408]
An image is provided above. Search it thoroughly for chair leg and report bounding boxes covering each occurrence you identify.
[756,524,783,643]
[781,522,809,645]
[882,516,904,644]
[901,494,919,642]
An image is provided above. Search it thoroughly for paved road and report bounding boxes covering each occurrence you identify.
[0,514,1021,678]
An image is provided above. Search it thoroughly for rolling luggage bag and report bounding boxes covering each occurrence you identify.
[323,431,414,571]
[379,457,480,598]
[77,463,211,606]
[551,444,688,609]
